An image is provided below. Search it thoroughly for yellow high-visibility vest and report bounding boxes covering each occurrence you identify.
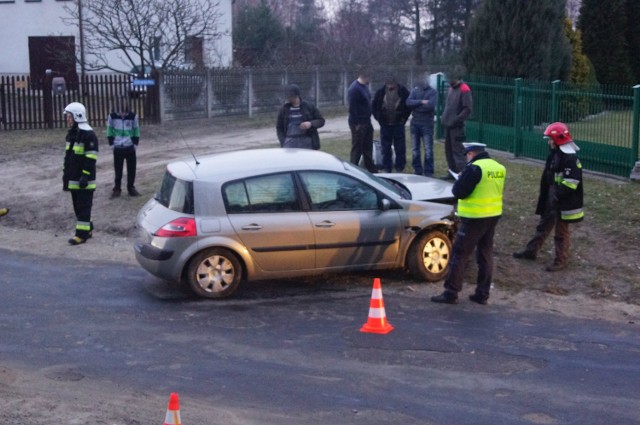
[457,159,506,218]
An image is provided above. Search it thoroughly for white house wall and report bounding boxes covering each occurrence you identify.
[0,0,232,74]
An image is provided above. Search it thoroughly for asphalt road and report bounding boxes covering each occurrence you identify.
[1,248,639,425]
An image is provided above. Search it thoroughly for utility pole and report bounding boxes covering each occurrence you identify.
[78,0,86,95]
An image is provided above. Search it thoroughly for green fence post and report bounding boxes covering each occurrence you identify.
[513,78,523,157]
[632,85,640,165]
[436,73,444,139]
[551,80,560,122]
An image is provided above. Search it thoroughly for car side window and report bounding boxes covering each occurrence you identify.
[300,172,378,211]
[223,173,300,213]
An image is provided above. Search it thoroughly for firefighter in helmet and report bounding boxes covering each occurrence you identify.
[62,102,98,245]
[513,122,584,271]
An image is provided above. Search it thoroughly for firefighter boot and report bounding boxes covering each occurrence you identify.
[68,236,87,245]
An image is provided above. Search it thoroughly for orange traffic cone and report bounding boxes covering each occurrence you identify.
[360,278,394,334]
[163,393,182,425]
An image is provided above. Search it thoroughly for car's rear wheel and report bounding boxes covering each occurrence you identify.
[407,230,452,282]
[186,248,241,299]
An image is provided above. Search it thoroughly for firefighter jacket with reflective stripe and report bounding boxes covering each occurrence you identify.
[454,153,506,218]
[107,111,140,148]
[63,125,98,190]
[536,148,584,222]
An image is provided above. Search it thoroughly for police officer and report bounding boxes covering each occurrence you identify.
[431,142,506,305]
[513,122,584,271]
[62,102,98,245]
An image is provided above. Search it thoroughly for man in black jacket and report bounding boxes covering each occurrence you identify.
[372,76,411,172]
[276,84,325,150]
[513,122,584,271]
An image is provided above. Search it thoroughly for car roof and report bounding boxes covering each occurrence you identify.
[167,148,349,182]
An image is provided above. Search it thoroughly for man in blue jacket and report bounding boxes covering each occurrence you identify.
[348,69,376,173]
[406,76,439,176]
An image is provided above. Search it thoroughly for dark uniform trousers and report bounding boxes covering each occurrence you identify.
[113,146,137,191]
[444,216,501,298]
[71,189,94,238]
[523,188,570,264]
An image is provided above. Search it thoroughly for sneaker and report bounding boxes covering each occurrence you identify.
[110,188,122,199]
[128,188,140,196]
[469,293,488,305]
[430,291,459,304]
[68,236,86,245]
[513,250,537,260]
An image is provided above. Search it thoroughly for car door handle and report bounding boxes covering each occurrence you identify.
[241,224,263,230]
[315,221,336,228]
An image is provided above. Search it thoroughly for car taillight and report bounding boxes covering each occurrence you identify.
[154,217,197,238]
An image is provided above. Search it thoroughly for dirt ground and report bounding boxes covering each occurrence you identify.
[1,115,639,423]
[1,115,639,322]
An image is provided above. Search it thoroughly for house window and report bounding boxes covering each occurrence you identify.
[151,37,162,62]
[25,0,42,3]
[0,1,16,4]
[184,36,204,68]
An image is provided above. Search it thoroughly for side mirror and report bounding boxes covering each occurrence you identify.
[380,198,391,211]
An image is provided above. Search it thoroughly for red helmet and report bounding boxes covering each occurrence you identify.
[544,122,573,145]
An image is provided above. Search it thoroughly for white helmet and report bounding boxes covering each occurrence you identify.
[64,102,92,130]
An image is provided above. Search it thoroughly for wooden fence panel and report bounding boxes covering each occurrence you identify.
[0,73,158,130]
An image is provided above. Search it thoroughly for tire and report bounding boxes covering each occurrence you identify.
[186,248,242,299]
[407,230,452,282]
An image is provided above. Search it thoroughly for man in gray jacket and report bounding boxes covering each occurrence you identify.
[440,73,473,178]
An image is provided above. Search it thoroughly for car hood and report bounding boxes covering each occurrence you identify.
[378,173,454,202]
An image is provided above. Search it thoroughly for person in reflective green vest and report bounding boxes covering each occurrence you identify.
[513,122,584,271]
[431,142,506,305]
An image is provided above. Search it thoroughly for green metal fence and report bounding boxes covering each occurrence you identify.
[438,75,640,178]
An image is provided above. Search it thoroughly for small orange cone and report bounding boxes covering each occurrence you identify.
[360,278,394,334]
[163,393,182,425]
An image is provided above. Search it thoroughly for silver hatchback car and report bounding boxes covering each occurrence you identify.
[135,148,456,298]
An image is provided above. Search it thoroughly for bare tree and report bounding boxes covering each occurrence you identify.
[63,0,226,74]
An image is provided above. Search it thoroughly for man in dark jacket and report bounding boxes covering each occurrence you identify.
[441,73,473,177]
[513,122,584,271]
[372,76,411,172]
[62,102,98,245]
[276,84,325,150]
[348,69,376,172]
[406,77,439,176]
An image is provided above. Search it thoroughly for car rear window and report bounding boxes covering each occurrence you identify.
[155,171,194,214]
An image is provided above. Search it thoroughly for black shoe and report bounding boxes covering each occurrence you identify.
[546,262,567,272]
[469,294,488,305]
[110,188,122,199]
[513,250,536,260]
[430,291,459,304]
[128,188,140,196]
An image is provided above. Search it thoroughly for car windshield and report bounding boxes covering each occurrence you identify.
[341,161,411,200]
[155,171,194,214]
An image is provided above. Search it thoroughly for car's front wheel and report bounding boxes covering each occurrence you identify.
[186,248,242,299]
[407,230,452,282]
